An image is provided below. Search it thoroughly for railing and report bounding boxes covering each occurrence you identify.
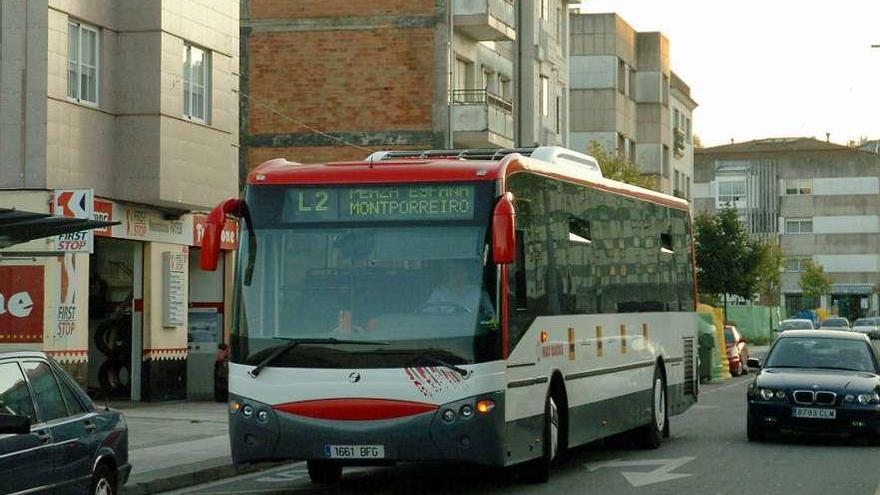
[454,0,516,28]
[451,88,513,113]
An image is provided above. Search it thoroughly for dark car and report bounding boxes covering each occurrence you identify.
[746,330,880,443]
[0,351,130,494]
[724,325,750,376]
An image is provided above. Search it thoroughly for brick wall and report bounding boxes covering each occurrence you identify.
[250,1,435,19]
[248,29,435,135]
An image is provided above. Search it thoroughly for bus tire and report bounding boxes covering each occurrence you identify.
[521,393,558,483]
[637,366,667,449]
[307,461,342,484]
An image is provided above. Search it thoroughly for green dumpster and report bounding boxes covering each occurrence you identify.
[698,313,717,383]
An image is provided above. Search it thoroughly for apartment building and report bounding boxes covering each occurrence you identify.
[693,138,880,321]
[568,12,696,198]
[0,0,239,401]
[241,0,576,172]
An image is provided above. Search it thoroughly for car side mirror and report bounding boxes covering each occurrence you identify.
[0,413,31,434]
[747,358,761,369]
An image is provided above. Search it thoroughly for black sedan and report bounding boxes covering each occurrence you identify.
[746,330,880,442]
[0,351,130,494]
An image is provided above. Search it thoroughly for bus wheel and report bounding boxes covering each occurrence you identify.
[307,461,342,484]
[522,394,558,483]
[637,366,667,449]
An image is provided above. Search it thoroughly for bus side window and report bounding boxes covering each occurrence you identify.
[514,230,527,309]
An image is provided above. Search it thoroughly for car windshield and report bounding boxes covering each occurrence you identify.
[764,337,877,372]
[231,182,501,368]
[854,318,873,327]
[821,319,848,328]
[780,320,813,330]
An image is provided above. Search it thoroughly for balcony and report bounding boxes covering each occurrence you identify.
[451,89,515,149]
[454,0,516,41]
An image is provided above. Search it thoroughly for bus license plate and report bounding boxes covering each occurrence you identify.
[792,407,836,419]
[325,445,385,459]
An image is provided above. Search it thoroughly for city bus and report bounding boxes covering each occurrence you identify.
[199,146,699,484]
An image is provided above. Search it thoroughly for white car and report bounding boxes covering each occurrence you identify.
[819,317,851,331]
[773,318,815,341]
[851,317,880,338]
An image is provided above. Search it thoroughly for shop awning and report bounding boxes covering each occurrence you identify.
[830,283,875,295]
[0,207,118,249]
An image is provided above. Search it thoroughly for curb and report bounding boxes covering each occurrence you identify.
[122,461,284,495]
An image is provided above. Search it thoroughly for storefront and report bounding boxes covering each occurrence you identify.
[0,190,236,401]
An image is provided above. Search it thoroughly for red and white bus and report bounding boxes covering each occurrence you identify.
[199,146,698,484]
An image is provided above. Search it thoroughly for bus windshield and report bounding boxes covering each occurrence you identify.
[231,182,500,368]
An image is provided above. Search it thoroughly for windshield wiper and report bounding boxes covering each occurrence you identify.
[812,366,864,372]
[249,338,389,378]
[408,351,470,378]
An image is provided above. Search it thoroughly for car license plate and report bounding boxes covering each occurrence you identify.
[324,445,385,459]
[792,407,836,419]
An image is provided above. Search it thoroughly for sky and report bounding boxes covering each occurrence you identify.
[575,1,880,147]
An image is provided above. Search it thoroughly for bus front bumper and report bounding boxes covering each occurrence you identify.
[229,391,507,467]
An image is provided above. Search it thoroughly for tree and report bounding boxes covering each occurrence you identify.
[586,141,658,190]
[799,260,831,305]
[673,128,686,159]
[755,240,784,306]
[693,134,703,149]
[694,206,762,321]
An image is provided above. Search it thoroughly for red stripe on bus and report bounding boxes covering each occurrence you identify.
[273,398,438,421]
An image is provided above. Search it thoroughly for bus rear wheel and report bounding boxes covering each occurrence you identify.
[307,460,342,484]
[636,366,667,449]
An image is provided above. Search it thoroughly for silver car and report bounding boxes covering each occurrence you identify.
[819,317,851,330]
[851,317,880,338]
[773,318,815,341]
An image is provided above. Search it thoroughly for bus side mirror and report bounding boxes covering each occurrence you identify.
[492,193,516,264]
[201,198,243,271]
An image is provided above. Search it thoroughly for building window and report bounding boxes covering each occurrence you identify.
[499,77,511,100]
[674,109,680,130]
[662,145,670,178]
[618,59,626,94]
[540,0,549,20]
[784,178,812,195]
[540,75,549,117]
[662,74,669,106]
[629,67,636,99]
[685,117,692,143]
[718,180,746,204]
[67,20,99,105]
[556,7,562,39]
[556,96,562,133]
[183,43,209,122]
[784,257,812,272]
[785,217,813,234]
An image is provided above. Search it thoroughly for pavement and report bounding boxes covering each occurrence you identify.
[113,400,277,495]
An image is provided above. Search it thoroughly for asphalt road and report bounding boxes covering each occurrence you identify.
[163,375,880,495]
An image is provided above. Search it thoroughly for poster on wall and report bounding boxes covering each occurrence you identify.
[52,189,95,253]
[0,266,44,343]
[163,252,186,327]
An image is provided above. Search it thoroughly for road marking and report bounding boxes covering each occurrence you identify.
[256,468,307,483]
[165,462,304,494]
[585,457,696,487]
[875,481,880,495]
[691,405,720,410]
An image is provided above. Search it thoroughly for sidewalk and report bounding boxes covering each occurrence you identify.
[112,400,274,495]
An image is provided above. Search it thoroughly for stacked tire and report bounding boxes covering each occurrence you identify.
[95,310,132,397]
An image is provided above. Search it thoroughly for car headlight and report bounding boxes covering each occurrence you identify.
[844,393,880,404]
[760,388,775,400]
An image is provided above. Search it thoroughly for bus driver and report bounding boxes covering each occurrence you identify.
[421,260,494,319]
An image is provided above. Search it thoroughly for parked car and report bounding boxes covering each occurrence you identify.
[724,325,751,376]
[773,318,816,341]
[746,330,880,443]
[819,317,850,330]
[851,317,880,339]
[0,351,130,494]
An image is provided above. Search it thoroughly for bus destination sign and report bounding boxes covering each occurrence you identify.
[284,184,475,223]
